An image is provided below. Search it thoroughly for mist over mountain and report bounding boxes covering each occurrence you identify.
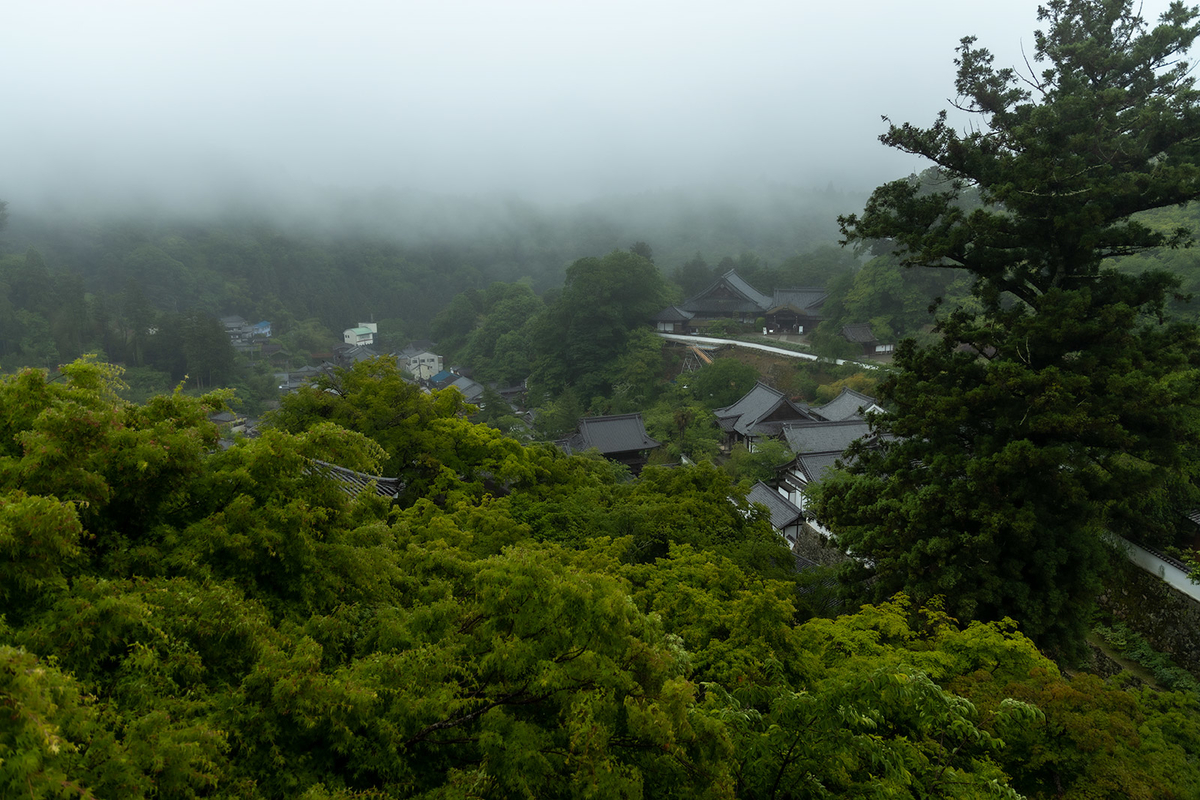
[3,180,865,277]
[11,0,1182,221]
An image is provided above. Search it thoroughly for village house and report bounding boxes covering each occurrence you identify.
[400,347,444,381]
[276,364,331,393]
[332,343,379,367]
[343,322,377,347]
[220,315,272,350]
[428,369,485,403]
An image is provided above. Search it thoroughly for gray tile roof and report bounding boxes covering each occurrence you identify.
[841,323,877,343]
[747,481,804,530]
[793,552,822,570]
[769,288,828,313]
[721,271,772,309]
[335,344,379,365]
[449,376,485,402]
[566,413,660,455]
[653,305,695,322]
[716,381,783,426]
[682,270,772,315]
[714,382,817,436]
[792,451,845,485]
[306,459,404,498]
[812,388,882,422]
[781,419,872,454]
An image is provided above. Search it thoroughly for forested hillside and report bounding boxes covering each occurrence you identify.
[0,183,857,360]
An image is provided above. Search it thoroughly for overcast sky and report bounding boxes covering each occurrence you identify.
[1,0,1186,211]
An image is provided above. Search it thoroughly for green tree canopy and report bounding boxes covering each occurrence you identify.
[4,359,1200,796]
[687,358,760,409]
[531,250,669,400]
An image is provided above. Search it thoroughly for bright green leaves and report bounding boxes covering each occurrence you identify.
[210,536,734,798]
[688,596,1033,799]
[0,361,225,555]
[3,356,1197,796]
[0,494,83,622]
[271,356,545,505]
[0,645,140,800]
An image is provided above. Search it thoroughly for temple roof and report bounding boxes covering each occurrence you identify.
[562,413,661,455]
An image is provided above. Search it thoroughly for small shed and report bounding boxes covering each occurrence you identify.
[840,323,894,357]
[652,305,695,333]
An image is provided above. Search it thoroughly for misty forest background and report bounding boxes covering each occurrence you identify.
[0,185,853,357]
[3,182,1200,403]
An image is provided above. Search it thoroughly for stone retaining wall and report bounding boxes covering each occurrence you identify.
[1098,556,1200,680]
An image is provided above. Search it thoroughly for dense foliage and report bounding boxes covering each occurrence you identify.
[4,359,1199,797]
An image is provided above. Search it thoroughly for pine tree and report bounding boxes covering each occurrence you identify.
[816,0,1200,656]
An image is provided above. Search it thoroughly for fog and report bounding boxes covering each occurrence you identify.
[1,0,1185,217]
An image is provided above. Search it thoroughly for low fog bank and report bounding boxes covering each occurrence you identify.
[2,178,870,274]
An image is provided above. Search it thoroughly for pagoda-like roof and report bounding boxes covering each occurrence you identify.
[767,288,828,315]
[574,413,659,454]
[780,418,873,454]
[560,413,661,456]
[790,451,845,485]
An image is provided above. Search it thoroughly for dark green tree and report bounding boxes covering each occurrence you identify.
[629,240,654,262]
[815,0,1200,656]
[672,252,713,297]
[458,282,543,384]
[180,310,236,390]
[687,358,760,408]
[531,250,668,400]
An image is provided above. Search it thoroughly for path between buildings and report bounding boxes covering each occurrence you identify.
[656,333,885,370]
